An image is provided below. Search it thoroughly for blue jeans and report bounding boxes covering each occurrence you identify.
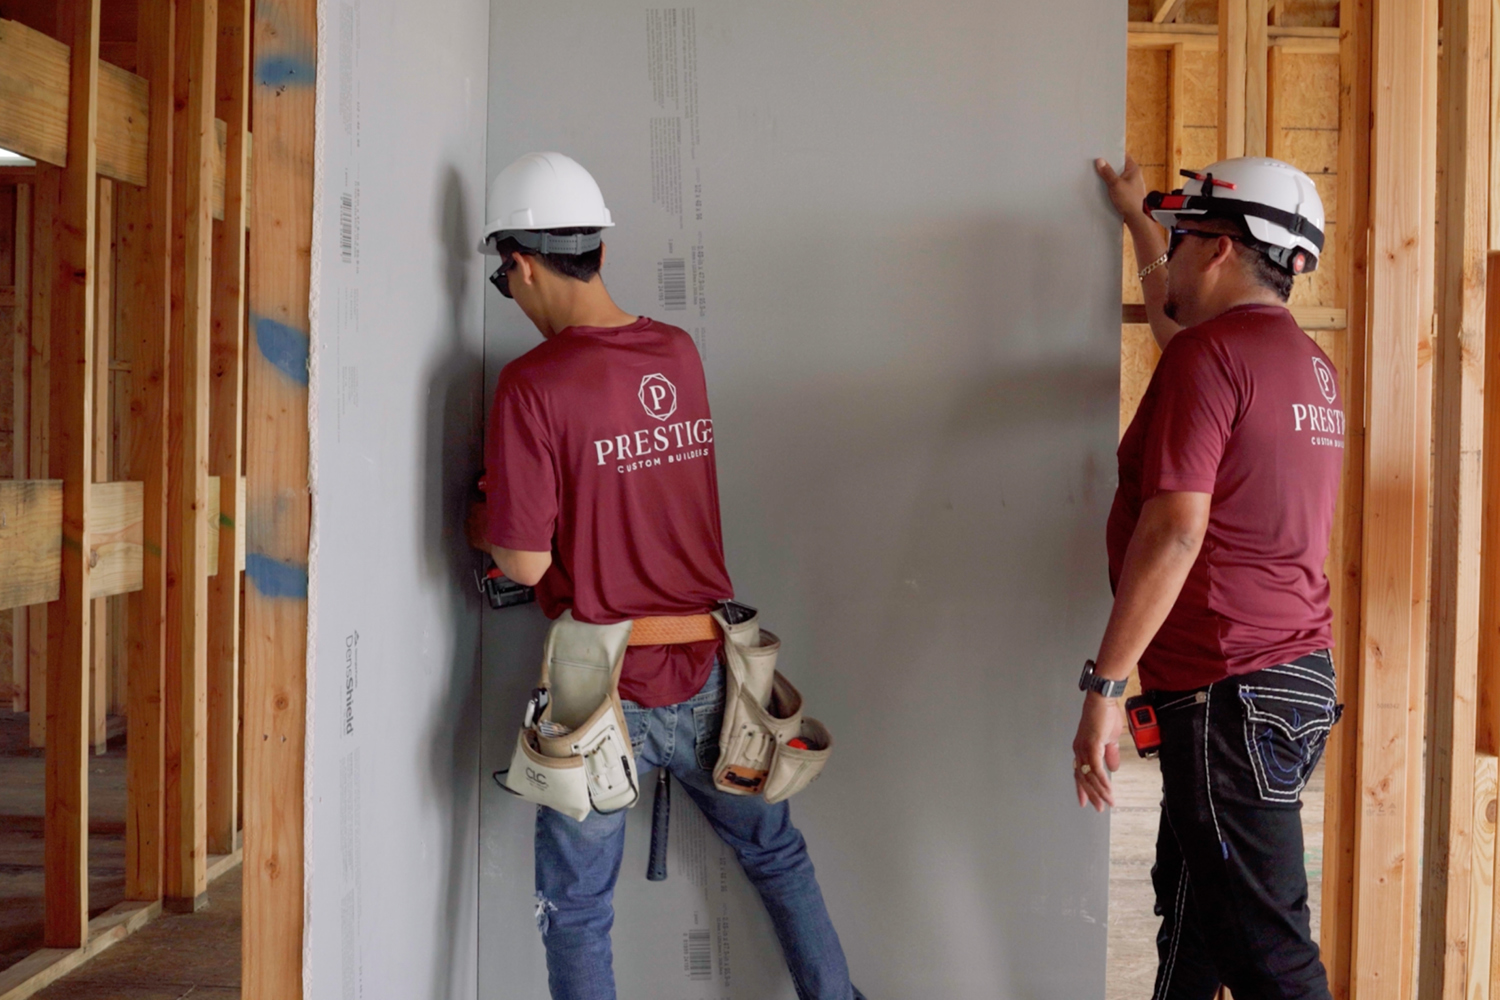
[534,660,861,1000]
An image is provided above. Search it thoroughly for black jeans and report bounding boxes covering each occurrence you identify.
[1149,650,1340,1000]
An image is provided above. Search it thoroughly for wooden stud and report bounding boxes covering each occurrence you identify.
[1469,755,1498,1000]
[27,165,57,750]
[1485,253,1500,1000]
[1167,43,1187,186]
[116,0,173,905]
[245,0,315,988]
[163,0,217,913]
[44,0,101,951]
[206,0,249,857]
[1418,0,1492,993]
[12,181,30,712]
[1349,0,1438,993]
[1219,0,1248,158]
[90,174,112,755]
[1318,9,1372,999]
[1245,0,1269,156]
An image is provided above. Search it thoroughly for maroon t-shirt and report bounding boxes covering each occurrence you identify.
[1108,304,1344,691]
[485,316,734,707]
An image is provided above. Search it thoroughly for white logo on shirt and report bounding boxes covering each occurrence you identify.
[639,374,678,421]
[1312,357,1337,404]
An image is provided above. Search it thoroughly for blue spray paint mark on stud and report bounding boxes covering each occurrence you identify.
[246,553,309,600]
[253,314,310,386]
[256,54,316,89]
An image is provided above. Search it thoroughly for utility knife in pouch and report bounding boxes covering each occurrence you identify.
[498,612,640,821]
[710,607,833,803]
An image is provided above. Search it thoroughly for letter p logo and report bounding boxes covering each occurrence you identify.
[638,374,678,421]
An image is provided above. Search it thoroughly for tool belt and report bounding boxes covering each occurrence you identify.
[496,611,641,821]
[709,606,832,803]
[496,604,832,820]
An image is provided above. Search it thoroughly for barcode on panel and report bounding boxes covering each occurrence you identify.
[659,257,687,310]
[683,928,711,981]
[340,193,354,263]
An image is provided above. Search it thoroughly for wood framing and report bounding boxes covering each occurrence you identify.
[1245,0,1269,155]
[206,0,250,858]
[12,181,31,713]
[117,0,173,906]
[0,481,62,610]
[28,164,58,750]
[1469,755,1498,1000]
[1419,0,1493,993]
[90,175,111,755]
[1349,0,1438,995]
[163,0,218,912]
[1218,0,1248,158]
[44,0,101,951]
[244,0,315,988]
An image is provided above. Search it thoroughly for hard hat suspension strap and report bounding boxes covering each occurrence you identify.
[486,228,604,256]
[1145,190,1325,253]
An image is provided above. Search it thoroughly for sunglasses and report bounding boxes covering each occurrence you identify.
[489,254,520,299]
[1167,227,1246,260]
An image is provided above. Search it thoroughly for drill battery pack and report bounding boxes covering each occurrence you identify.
[475,567,536,609]
[1125,695,1162,758]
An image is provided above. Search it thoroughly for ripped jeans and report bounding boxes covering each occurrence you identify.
[533,660,861,1000]
[1149,650,1340,1000]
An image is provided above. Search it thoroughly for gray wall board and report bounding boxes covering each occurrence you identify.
[307,0,491,997]
[481,2,1124,999]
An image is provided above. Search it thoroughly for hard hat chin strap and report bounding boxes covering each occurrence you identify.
[486,229,603,256]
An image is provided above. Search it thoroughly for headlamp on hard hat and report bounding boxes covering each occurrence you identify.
[1144,159,1327,276]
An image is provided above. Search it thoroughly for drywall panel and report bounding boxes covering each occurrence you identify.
[306,0,490,997]
[481,2,1124,998]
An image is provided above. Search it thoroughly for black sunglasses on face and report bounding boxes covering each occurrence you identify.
[489,254,520,299]
[1167,226,1246,261]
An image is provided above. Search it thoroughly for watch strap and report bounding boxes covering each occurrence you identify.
[1079,660,1128,699]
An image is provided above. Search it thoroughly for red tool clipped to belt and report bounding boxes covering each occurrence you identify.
[1125,695,1161,758]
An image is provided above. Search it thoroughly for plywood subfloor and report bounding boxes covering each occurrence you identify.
[1106,737,1326,999]
[31,867,241,1000]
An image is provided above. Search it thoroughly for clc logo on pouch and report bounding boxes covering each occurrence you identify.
[525,767,549,790]
[1312,357,1337,404]
[639,373,678,421]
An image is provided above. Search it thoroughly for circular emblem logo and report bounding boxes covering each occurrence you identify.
[638,374,678,421]
[1312,357,1337,404]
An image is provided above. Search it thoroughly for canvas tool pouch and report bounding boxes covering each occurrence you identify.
[499,611,639,821]
[709,607,833,803]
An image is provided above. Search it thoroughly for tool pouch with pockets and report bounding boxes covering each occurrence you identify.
[498,611,640,821]
[710,607,833,803]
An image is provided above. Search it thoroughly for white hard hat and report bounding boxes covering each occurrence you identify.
[1146,157,1325,275]
[478,151,615,255]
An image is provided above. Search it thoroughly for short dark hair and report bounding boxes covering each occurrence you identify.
[1191,216,1294,302]
[491,226,604,283]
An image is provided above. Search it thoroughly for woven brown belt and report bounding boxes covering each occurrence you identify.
[628,614,720,646]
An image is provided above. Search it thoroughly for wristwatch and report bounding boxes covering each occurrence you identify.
[1078,659,1128,699]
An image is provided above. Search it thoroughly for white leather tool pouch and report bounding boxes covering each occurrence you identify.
[710,608,832,800]
[500,612,640,821]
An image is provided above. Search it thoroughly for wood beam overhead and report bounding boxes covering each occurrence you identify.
[44,0,102,951]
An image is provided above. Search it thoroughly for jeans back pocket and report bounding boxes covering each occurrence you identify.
[1238,665,1340,803]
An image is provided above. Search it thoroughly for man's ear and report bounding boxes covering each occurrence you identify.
[599,241,607,267]
[1205,235,1238,273]
[515,253,539,288]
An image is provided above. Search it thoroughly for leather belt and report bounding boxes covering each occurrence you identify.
[628,614,719,646]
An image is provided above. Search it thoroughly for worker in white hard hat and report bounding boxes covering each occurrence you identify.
[468,152,865,1000]
[1074,155,1342,1000]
